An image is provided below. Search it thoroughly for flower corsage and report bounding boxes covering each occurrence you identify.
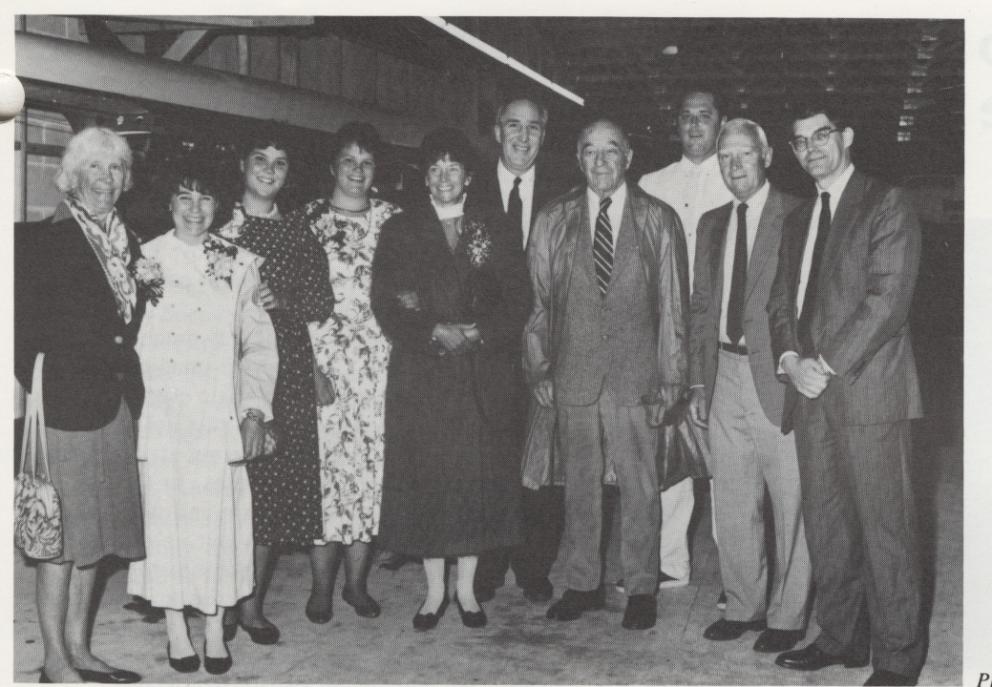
[462,220,492,269]
[217,203,247,240]
[203,236,239,286]
[130,257,164,306]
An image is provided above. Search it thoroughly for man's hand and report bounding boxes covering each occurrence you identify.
[460,324,483,346]
[240,411,266,461]
[533,379,555,408]
[782,355,831,399]
[432,323,471,355]
[689,387,708,427]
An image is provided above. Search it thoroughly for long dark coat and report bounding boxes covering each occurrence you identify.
[371,201,531,557]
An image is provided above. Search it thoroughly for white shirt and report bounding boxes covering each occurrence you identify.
[497,161,536,248]
[719,182,770,345]
[586,182,627,251]
[639,154,734,285]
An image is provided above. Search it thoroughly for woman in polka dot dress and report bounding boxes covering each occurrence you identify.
[216,132,334,643]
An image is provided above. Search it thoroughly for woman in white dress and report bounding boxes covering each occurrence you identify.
[127,166,277,675]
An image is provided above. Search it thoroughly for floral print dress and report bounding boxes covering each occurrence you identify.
[306,197,400,544]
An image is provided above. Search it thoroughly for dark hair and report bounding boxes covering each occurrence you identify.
[331,121,383,165]
[494,96,549,127]
[789,99,849,131]
[165,161,225,207]
[418,127,478,176]
[677,86,727,120]
[241,124,292,164]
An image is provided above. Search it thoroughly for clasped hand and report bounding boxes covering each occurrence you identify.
[783,355,831,399]
[257,280,285,311]
[432,322,481,356]
[238,414,265,462]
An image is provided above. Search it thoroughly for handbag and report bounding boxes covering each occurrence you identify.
[656,395,712,491]
[14,353,64,560]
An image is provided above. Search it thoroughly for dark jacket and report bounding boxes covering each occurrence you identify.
[15,208,146,430]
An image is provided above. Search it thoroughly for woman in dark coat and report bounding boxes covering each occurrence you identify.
[371,127,530,630]
[15,127,146,683]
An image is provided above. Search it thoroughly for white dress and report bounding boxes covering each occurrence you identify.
[127,231,276,613]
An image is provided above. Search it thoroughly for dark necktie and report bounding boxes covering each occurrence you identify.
[798,192,831,354]
[507,176,523,241]
[725,202,748,345]
[592,196,613,296]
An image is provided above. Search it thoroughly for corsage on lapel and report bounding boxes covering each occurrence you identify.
[130,257,165,306]
[462,219,492,269]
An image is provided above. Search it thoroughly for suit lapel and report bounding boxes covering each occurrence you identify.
[707,203,732,310]
[817,169,865,290]
[745,187,782,302]
[790,201,815,297]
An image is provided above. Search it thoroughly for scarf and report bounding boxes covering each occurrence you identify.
[65,193,137,324]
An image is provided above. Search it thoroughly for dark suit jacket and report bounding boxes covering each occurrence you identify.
[15,208,146,431]
[468,159,574,251]
[690,185,802,424]
[766,168,923,431]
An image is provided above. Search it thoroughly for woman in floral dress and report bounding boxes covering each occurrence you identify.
[215,132,335,643]
[304,122,400,621]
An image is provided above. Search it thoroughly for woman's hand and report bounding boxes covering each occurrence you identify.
[240,410,266,461]
[257,280,286,311]
[431,323,474,355]
[396,291,421,311]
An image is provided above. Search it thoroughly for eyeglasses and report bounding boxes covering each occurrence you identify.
[789,127,841,154]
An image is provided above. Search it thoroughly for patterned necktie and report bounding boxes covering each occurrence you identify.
[507,176,523,242]
[798,192,831,354]
[593,196,613,296]
[726,202,748,344]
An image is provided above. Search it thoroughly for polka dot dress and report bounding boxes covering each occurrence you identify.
[220,212,334,547]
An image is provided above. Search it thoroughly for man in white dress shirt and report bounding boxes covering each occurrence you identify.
[638,88,733,592]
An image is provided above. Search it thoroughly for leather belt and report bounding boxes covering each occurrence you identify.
[719,341,748,355]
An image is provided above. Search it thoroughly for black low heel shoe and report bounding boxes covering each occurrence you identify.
[305,596,333,624]
[223,619,238,642]
[455,598,487,628]
[342,588,382,618]
[238,621,280,644]
[167,643,200,674]
[203,642,232,676]
[76,668,142,683]
[413,596,450,630]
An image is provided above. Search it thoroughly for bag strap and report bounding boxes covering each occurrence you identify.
[19,353,50,480]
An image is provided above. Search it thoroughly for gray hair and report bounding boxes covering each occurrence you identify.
[495,97,549,127]
[717,118,769,151]
[55,127,134,194]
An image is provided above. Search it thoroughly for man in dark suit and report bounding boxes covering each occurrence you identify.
[473,96,574,604]
[688,118,811,654]
[767,104,926,686]
[524,118,688,630]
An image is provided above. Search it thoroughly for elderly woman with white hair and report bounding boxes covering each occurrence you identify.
[15,126,147,683]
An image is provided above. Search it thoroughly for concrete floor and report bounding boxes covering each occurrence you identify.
[12,339,962,685]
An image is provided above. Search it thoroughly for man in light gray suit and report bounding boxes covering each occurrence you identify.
[688,119,811,654]
[525,118,688,630]
[767,103,925,686]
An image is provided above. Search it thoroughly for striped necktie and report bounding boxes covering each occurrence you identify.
[593,196,613,296]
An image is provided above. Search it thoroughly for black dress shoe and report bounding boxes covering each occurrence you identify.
[305,596,333,624]
[203,642,232,676]
[474,585,496,603]
[238,621,280,644]
[76,668,142,683]
[621,594,657,630]
[753,628,805,653]
[546,587,605,621]
[223,620,238,642]
[519,578,554,603]
[167,643,200,673]
[413,595,450,630]
[342,588,382,618]
[776,643,870,671]
[455,598,488,628]
[39,670,51,683]
[703,618,767,640]
[864,670,917,686]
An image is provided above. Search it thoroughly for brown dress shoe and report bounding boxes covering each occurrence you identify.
[703,618,766,640]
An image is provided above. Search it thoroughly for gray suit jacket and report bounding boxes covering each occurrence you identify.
[767,168,923,431]
[690,185,802,424]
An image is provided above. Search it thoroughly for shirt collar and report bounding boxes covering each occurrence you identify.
[818,163,856,199]
[677,153,720,174]
[431,193,467,220]
[733,180,770,215]
[586,180,627,211]
[497,160,536,188]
